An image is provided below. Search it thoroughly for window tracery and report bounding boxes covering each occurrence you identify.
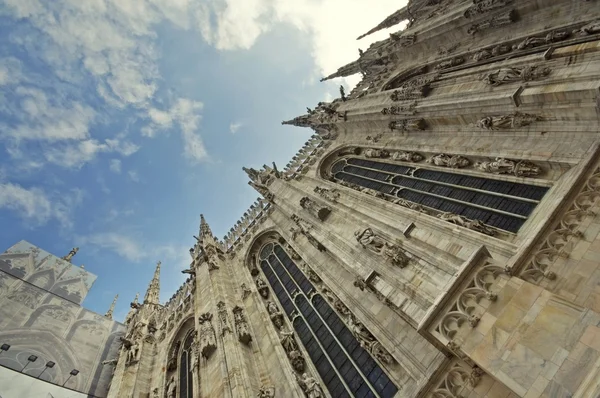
[178,331,195,398]
[254,238,399,397]
[327,152,549,234]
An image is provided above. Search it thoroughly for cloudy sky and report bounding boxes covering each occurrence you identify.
[0,0,404,321]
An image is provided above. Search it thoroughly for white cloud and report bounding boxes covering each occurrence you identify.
[128,170,140,182]
[0,57,23,86]
[44,138,139,169]
[109,159,122,173]
[0,182,83,227]
[77,231,190,269]
[229,122,242,134]
[195,0,406,86]
[144,98,207,162]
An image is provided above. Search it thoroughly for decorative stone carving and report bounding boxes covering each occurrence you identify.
[190,334,200,370]
[232,306,252,344]
[354,277,367,291]
[381,102,417,115]
[280,329,305,371]
[167,340,181,371]
[434,57,464,70]
[438,212,496,236]
[296,373,325,398]
[464,0,513,18]
[364,148,390,158]
[392,198,428,214]
[354,227,410,267]
[217,301,232,336]
[475,158,542,177]
[300,196,331,221]
[291,215,327,252]
[314,186,340,202]
[347,314,394,364]
[257,386,275,398]
[573,20,600,36]
[519,168,600,282]
[365,133,383,143]
[267,301,284,329]
[256,277,270,298]
[125,341,140,366]
[389,32,416,47]
[482,65,551,86]
[513,30,570,50]
[390,74,438,101]
[389,118,426,132]
[241,283,252,300]
[166,376,176,398]
[198,312,217,358]
[392,151,424,162]
[430,362,485,397]
[467,10,516,35]
[436,260,502,340]
[46,308,71,322]
[427,153,470,168]
[61,247,79,262]
[477,112,542,130]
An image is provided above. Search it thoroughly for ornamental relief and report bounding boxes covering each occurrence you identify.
[427,360,486,398]
[515,167,600,283]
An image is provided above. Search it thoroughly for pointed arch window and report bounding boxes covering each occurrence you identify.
[330,157,548,233]
[179,331,194,398]
[259,242,398,398]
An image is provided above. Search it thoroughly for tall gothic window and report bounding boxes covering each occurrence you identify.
[179,331,194,398]
[331,157,548,233]
[259,242,398,398]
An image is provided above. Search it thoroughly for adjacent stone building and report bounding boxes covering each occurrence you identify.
[8,0,600,397]
[0,241,126,397]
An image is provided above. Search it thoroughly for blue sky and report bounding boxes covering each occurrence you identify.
[0,0,403,322]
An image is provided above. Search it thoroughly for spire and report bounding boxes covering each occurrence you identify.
[200,214,213,239]
[130,292,140,309]
[143,261,161,305]
[356,8,408,40]
[104,294,118,320]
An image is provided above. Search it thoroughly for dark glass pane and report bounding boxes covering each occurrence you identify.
[179,351,188,398]
[259,243,274,260]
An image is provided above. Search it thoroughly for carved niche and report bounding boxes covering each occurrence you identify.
[354,227,410,268]
[232,306,252,345]
[467,10,516,35]
[388,118,426,132]
[299,196,331,221]
[198,312,217,359]
[314,186,340,202]
[217,301,232,336]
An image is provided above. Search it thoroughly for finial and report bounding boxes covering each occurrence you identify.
[130,292,140,309]
[105,294,118,319]
[143,261,161,305]
[80,264,85,269]
[61,247,79,263]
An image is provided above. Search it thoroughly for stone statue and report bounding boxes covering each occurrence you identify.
[354,277,367,291]
[241,283,252,300]
[347,315,375,345]
[475,158,541,177]
[354,228,386,253]
[388,118,426,131]
[126,342,140,365]
[257,386,275,398]
[434,57,464,70]
[190,335,199,370]
[256,277,269,298]
[233,306,252,344]
[482,65,551,86]
[296,373,325,398]
[280,329,298,353]
[438,212,496,236]
[198,312,217,358]
[166,376,176,398]
[427,153,471,168]
[61,247,79,262]
[391,151,423,162]
[467,10,516,35]
[267,301,284,329]
[574,20,600,36]
[476,112,542,129]
[314,186,340,202]
[299,197,331,221]
[364,149,390,158]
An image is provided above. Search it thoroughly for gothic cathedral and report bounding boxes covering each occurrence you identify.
[108,1,600,397]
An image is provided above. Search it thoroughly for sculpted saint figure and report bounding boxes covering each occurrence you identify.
[62,247,79,262]
[475,158,541,177]
[392,151,423,162]
[427,153,470,168]
[167,376,176,398]
[574,20,600,36]
[296,373,325,398]
[482,66,550,86]
[476,112,542,130]
[355,228,386,253]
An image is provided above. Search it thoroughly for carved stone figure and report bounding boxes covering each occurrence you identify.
[167,340,180,371]
[476,112,542,129]
[241,283,252,300]
[354,227,409,266]
[314,186,340,202]
[475,158,542,177]
[198,312,217,358]
[267,301,284,329]
[491,44,511,57]
[166,376,176,398]
[389,118,426,132]
[354,277,367,291]
[482,65,551,86]
[392,151,423,162]
[364,148,390,158]
[427,153,471,168]
[280,329,305,371]
[61,247,79,262]
[467,10,516,35]
[233,306,252,344]
[464,0,513,18]
[381,102,417,115]
[217,301,232,336]
[389,32,416,47]
[393,198,427,213]
[434,57,464,70]
[257,386,275,398]
[296,373,325,398]
[256,277,269,298]
[300,196,331,221]
[347,315,375,346]
[126,342,140,365]
[573,20,600,36]
[473,49,492,62]
[437,212,496,236]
